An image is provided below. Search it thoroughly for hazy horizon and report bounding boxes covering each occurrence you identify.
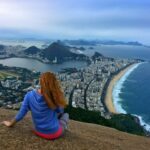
[0,0,150,44]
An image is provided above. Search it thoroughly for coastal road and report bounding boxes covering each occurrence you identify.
[84,78,95,110]
[68,85,76,107]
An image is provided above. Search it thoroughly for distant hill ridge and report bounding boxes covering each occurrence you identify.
[0,45,5,50]
[42,42,87,61]
[42,42,76,60]
[23,42,88,63]
[91,52,104,60]
[64,40,143,46]
[24,46,41,55]
[0,108,150,150]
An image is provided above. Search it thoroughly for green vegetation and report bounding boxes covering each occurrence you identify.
[65,106,145,136]
[0,71,18,79]
[110,114,145,136]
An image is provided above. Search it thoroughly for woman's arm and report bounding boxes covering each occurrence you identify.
[55,107,64,114]
[2,93,30,127]
[15,93,30,122]
[55,107,64,119]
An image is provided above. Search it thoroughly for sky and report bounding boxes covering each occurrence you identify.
[0,0,150,44]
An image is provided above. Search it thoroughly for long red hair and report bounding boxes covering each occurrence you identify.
[40,72,67,109]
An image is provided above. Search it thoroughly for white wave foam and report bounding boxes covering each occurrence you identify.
[133,114,150,131]
[112,62,150,131]
[112,63,142,114]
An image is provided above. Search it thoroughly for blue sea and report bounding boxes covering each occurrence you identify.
[113,62,150,131]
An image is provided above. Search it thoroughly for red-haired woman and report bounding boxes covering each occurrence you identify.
[2,72,69,140]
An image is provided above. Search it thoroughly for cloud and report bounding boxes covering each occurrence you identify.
[0,0,150,44]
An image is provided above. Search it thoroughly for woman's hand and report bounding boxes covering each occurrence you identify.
[2,119,17,127]
[2,121,13,127]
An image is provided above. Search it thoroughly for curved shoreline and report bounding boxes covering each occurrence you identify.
[104,63,138,114]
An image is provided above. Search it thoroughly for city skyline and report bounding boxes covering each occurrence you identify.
[0,0,150,44]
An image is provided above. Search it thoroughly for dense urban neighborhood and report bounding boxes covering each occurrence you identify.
[0,55,141,119]
[0,64,40,109]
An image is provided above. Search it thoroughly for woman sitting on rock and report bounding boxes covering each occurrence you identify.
[2,72,69,140]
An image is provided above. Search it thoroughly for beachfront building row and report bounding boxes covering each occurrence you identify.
[57,57,139,117]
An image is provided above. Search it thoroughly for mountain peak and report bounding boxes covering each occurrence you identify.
[41,42,87,63]
[46,42,69,52]
[24,46,40,54]
[0,45,5,51]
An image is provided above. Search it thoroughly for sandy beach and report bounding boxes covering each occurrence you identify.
[104,64,136,114]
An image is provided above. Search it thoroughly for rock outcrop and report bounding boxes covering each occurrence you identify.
[0,108,150,150]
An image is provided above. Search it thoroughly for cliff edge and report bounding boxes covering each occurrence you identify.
[0,108,150,150]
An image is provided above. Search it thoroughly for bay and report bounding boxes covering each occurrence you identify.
[0,57,88,72]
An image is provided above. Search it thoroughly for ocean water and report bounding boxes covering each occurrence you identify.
[84,45,150,60]
[113,62,150,131]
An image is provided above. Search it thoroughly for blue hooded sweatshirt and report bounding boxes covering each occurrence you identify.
[15,89,64,134]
